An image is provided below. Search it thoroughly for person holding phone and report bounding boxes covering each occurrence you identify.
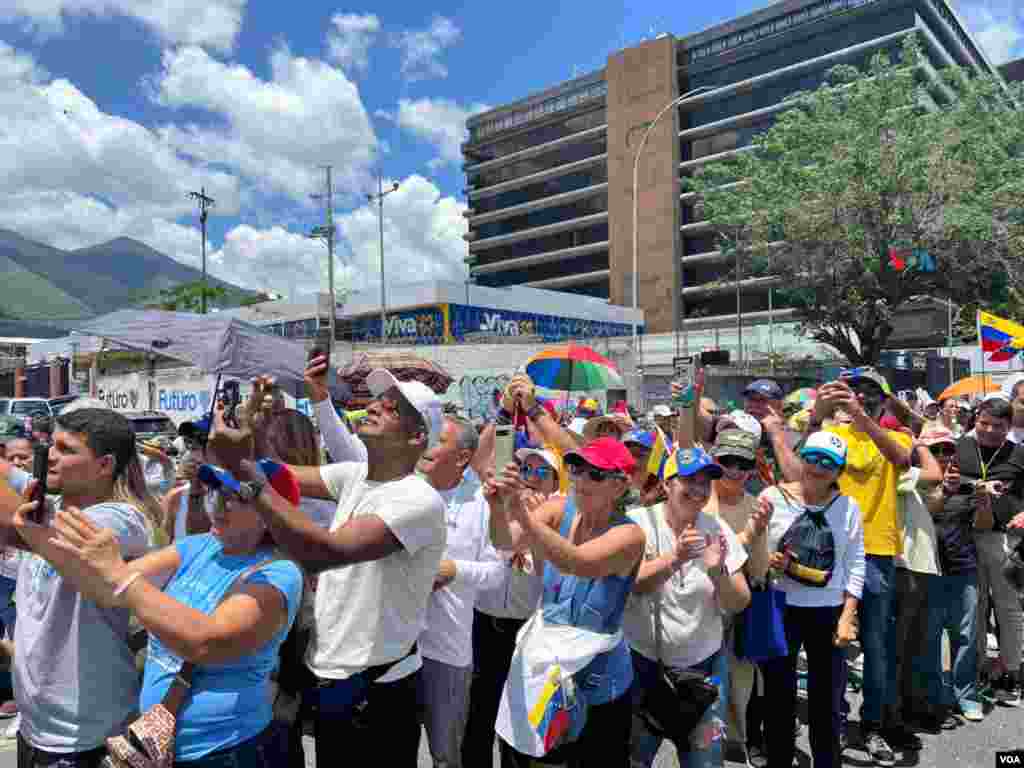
[488,438,645,766]
[758,432,864,768]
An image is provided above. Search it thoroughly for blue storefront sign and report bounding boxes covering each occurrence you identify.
[448,304,633,343]
[349,305,447,345]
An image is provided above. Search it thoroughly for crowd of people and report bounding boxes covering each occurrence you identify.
[0,357,1022,768]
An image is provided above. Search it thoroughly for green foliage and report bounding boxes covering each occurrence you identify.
[147,281,228,313]
[688,36,1024,364]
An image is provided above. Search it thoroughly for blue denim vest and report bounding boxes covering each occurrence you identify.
[541,495,636,705]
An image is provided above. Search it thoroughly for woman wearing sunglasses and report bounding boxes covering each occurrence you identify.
[624,446,751,768]
[488,437,645,766]
[758,431,865,768]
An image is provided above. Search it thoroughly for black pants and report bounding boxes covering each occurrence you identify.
[761,605,844,768]
[507,689,634,767]
[17,735,105,768]
[313,668,421,768]
[462,610,526,768]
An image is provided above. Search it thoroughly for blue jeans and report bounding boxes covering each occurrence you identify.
[175,723,288,767]
[630,650,728,768]
[924,572,979,710]
[858,555,894,726]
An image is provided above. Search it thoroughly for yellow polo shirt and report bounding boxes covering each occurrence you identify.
[826,424,913,557]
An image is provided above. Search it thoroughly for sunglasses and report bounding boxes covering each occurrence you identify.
[520,464,554,481]
[568,463,624,483]
[929,445,956,458]
[802,453,842,472]
[717,455,756,472]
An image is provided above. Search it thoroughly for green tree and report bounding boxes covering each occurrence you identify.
[689,36,1024,365]
[146,281,227,313]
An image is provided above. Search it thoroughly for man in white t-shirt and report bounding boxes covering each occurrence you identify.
[228,368,446,768]
[417,416,504,768]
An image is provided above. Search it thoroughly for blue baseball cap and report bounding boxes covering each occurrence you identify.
[198,464,241,494]
[178,416,211,440]
[662,447,723,481]
[622,429,655,450]
[743,379,784,400]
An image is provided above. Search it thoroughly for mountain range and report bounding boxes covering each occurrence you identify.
[0,230,252,338]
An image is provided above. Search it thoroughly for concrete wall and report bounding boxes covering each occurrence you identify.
[605,36,681,335]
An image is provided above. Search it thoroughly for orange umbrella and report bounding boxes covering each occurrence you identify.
[938,375,1001,401]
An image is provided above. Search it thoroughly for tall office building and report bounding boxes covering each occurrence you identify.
[462,0,1001,342]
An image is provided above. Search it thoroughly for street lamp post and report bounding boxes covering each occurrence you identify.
[187,188,215,314]
[630,86,714,388]
[309,166,338,358]
[368,176,400,344]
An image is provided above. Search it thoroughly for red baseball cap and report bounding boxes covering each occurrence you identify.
[565,437,637,475]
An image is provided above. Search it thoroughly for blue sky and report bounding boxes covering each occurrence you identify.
[0,0,1018,302]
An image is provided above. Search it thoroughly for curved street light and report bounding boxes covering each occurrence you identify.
[630,85,715,375]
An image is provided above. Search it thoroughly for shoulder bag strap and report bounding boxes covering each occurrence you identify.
[162,555,281,714]
[644,506,666,672]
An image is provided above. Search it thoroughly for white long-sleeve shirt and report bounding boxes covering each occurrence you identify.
[316,399,368,464]
[761,486,866,608]
[420,473,506,668]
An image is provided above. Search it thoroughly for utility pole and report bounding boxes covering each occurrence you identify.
[367,176,400,343]
[187,188,215,314]
[310,166,338,357]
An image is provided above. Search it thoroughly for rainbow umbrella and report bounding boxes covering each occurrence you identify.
[525,344,624,391]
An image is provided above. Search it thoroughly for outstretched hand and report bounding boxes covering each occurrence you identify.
[208,400,254,473]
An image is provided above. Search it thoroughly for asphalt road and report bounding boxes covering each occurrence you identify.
[0,669,1018,767]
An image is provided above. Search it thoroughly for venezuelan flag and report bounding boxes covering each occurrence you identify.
[979,311,1024,362]
[528,666,574,752]
[647,426,670,479]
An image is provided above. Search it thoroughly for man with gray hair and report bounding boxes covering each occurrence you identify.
[416,416,506,768]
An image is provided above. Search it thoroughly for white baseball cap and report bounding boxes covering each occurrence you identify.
[366,368,443,449]
[722,410,763,442]
[568,417,588,437]
[652,404,673,418]
[515,447,559,471]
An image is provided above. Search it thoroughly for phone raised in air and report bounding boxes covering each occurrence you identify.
[28,442,49,524]
[494,425,516,475]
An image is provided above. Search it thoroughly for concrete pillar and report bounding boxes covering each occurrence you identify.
[605,35,683,335]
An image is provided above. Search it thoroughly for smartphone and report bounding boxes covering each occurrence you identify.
[29,442,49,523]
[221,381,241,428]
[673,355,696,389]
[494,425,516,474]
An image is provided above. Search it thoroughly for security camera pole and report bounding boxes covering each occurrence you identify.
[187,188,216,314]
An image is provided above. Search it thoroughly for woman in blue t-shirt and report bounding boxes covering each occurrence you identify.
[44,462,303,767]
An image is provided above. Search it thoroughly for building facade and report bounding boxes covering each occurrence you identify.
[462,0,1001,342]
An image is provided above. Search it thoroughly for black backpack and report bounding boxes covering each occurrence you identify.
[776,492,841,588]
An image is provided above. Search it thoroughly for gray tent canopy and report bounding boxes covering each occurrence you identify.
[75,309,336,397]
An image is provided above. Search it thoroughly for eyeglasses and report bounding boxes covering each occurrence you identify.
[802,453,842,472]
[717,455,756,472]
[520,464,554,481]
[568,463,624,483]
[929,445,956,458]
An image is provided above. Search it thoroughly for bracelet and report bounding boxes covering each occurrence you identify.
[173,673,192,689]
[113,572,142,598]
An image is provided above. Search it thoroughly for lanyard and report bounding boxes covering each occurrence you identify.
[977,440,1008,481]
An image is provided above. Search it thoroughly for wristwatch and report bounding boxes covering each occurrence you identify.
[237,480,265,503]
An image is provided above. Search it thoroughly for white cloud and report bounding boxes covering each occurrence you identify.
[391,16,461,81]
[395,97,490,168]
[153,45,377,204]
[337,174,469,292]
[327,13,380,74]
[956,1,1024,64]
[1,0,245,52]
[0,42,239,248]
